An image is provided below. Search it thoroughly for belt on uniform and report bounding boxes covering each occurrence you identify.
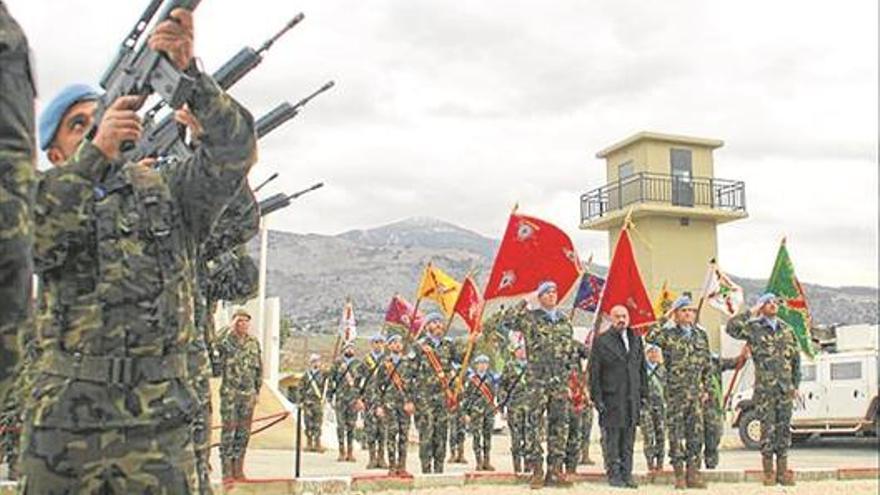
[45,351,189,384]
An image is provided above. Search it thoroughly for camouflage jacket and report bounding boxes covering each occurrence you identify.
[292,368,326,406]
[645,322,711,399]
[644,362,666,407]
[359,350,386,402]
[327,357,364,405]
[30,72,256,429]
[411,335,458,405]
[217,331,262,397]
[461,370,498,416]
[369,354,414,410]
[725,312,801,395]
[498,358,529,412]
[522,308,575,387]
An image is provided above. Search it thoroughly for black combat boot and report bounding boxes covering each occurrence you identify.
[529,463,545,489]
[777,455,795,486]
[685,462,707,489]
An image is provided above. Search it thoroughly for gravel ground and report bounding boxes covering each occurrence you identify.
[367,480,880,495]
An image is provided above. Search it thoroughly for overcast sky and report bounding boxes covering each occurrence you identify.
[11,0,878,287]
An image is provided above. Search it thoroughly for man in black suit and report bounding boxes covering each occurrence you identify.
[590,305,648,488]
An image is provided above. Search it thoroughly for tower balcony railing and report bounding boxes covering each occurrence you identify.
[580,172,746,223]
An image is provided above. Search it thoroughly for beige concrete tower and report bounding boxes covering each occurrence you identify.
[580,132,748,348]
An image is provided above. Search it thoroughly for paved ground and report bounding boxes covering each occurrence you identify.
[211,430,879,480]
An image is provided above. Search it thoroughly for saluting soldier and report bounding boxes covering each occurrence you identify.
[726,293,801,486]
[362,334,389,469]
[411,312,459,474]
[289,354,328,453]
[641,344,667,480]
[371,334,415,476]
[462,354,498,471]
[499,342,530,474]
[328,342,365,462]
[703,352,739,469]
[522,281,576,489]
[217,309,263,480]
[646,296,712,489]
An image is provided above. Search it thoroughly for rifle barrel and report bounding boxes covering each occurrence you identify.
[258,13,305,54]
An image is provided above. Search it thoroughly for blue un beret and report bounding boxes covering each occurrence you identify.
[423,312,444,326]
[369,334,385,344]
[385,334,402,344]
[39,84,100,151]
[473,354,490,365]
[756,292,778,306]
[671,295,694,311]
[537,280,557,296]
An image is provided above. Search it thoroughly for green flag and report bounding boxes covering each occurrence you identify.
[766,239,815,357]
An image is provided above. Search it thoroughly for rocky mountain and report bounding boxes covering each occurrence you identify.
[250,217,878,334]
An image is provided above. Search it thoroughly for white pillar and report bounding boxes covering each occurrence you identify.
[258,217,271,380]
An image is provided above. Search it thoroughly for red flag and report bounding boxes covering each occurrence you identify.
[384,295,424,335]
[453,277,485,334]
[484,212,581,300]
[597,229,656,331]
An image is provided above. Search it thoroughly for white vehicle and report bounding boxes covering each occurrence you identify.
[729,324,879,449]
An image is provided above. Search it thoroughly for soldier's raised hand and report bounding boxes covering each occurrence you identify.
[148,8,194,70]
[93,95,145,160]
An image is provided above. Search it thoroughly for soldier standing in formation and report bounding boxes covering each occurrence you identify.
[578,382,596,467]
[20,10,257,492]
[462,354,497,471]
[563,341,589,476]
[703,352,739,469]
[447,354,468,464]
[523,281,575,489]
[499,342,529,474]
[641,344,667,480]
[371,334,415,476]
[362,334,389,469]
[647,295,712,489]
[291,354,328,452]
[217,309,263,480]
[328,343,365,462]
[411,313,459,474]
[726,293,801,486]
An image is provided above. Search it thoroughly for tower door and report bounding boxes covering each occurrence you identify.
[670,149,694,207]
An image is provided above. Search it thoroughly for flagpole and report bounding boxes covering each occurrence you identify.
[569,254,594,320]
[695,258,715,325]
[408,261,432,341]
[450,271,478,396]
[591,219,632,338]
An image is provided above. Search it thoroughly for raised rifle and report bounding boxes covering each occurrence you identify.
[256,80,335,138]
[95,0,203,154]
[132,14,306,162]
[258,182,324,217]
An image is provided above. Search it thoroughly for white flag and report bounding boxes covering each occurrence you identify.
[700,259,744,317]
[340,300,357,343]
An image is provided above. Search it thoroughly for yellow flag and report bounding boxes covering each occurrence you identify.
[416,263,462,317]
[653,280,678,317]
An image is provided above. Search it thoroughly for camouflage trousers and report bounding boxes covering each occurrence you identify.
[702,402,723,468]
[302,402,323,442]
[20,423,196,493]
[563,405,583,471]
[667,394,703,467]
[220,394,256,461]
[0,385,21,476]
[414,400,448,472]
[507,407,529,464]
[385,409,411,468]
[364,404,386,454]
[448,408,466,453]
[191,375,213,494]
[468,412,494,460]
[525,383,569,470]
[334,401,358,450]
[755,391,793,456]
[640,400,665,466]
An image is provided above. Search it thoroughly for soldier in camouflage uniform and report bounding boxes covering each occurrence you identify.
[328,342,365,462]
[411,312,459,474]
[20,10,256,492]
[579,398,596,466]
[0,1,36,410]
[564,340,589,475]
[217,309,263,480]
[726,293,801,486]
[446,362,468,464]
[371,334,415,476]
[362,334,389,469]
[499,343,529,474]
[522,281,575,489]
[641,344,666,479]
[646,295,712,489]
[289,354,327,452]
[703,352,738,469]
[462,354,497,471]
